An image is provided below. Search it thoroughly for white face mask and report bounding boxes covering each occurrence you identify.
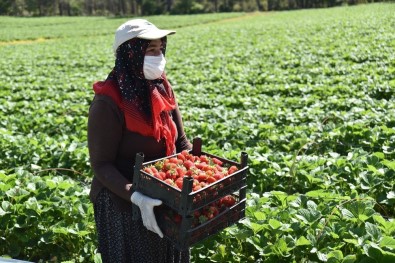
[143,54,166,80]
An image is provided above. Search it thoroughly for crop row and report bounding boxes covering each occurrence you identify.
[0,3,394,262]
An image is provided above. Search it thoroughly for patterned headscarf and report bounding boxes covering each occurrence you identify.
[93,37,177,156]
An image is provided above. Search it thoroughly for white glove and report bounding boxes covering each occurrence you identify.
[131,191,164,238]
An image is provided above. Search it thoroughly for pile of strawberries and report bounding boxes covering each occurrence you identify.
[169,194,237,226]
[143,150,239,192]
[193,194,236,226]
[143,150,240,226]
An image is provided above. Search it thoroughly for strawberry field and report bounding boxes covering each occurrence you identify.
[1,3,395,262]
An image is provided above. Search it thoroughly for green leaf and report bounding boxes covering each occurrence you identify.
[67,142,78,152]
[269,219,282,230]
[343,201,375,223]
[305,190,332,198]
[365,222,382,241]
[364,243,383,260]
[296,236,311,246]
[306,190,349,201]
[382,160,395,170]
[250,222,265,233]
[94,253,103,263]
[230,228,253,240]
[317,251,327,261]
[381,250,395,262]
[58,181,74,190]
[45,179,57,189]
[52,227,68,235]
[296,208,321,224]
[343,239,358,245]
[0,207,6,216]
[373,215,395,235]
[1,201,10,211]
[9,245,22,258]
[367,165,382,175]
[373,152,385,159]
[307,200,317,210]
[246,236,264,252]
[341,208,356,220]
[253,211,266,221]
[380,236,395,249]
[218,244,226,258]
[342,255,357,263]
[273,238,290,256]
[328,250,343,260]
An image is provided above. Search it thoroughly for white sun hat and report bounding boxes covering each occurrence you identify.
[113,19,176,54]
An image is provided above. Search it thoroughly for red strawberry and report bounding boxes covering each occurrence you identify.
[177,153,186,162]
[202,165,213,172]
[150,166,159,174]
[175,177,183,189]
[143,167,153,174]
[199,155,209,163]
[163,162,177,171]
[212,158,223,166]
[221,195,236,207]
[169,157,179,164]
[158,171,166,180]
[176,167,186,177]
[228,165,238,175]
[206,176,217,184]
[153,173,164,180]
[208,205,219,217]
[205,170,214,177]
[164,178,175,186]
[195,162,208,170]
[194,210,201,218]
[193,185,202,192]
[213,173,224,181]
[215,164,223,172]
[197,172,208,181]
[166,169,177,180]
[183,160,195,170]
[173,214,182,224]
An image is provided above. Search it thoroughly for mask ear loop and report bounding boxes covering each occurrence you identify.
[161,36,167,57]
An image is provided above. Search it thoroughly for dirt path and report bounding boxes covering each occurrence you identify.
[0,37,51,46]
[210,11,267,24]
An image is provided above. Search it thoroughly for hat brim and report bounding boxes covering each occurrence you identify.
[137,29,176,40]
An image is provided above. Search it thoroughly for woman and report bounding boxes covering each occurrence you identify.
[87,19,192,263]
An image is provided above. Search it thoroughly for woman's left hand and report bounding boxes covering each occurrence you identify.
[131,191,164,238]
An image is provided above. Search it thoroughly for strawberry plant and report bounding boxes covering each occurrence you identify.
[1,3,395,262]
[0,169,96,261]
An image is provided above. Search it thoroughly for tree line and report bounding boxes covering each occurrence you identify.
[1,0,387,16]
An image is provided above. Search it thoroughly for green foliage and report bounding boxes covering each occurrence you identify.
[0,13,245,42]
[1,3,395,262]
[192,192,395,262]
[0,169,96,262]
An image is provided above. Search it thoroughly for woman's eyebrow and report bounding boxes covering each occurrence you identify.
[149,41,161,47]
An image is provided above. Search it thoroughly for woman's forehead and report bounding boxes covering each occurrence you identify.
[148,39,162,46]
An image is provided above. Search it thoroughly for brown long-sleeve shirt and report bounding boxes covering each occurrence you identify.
[87,94,192,211]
